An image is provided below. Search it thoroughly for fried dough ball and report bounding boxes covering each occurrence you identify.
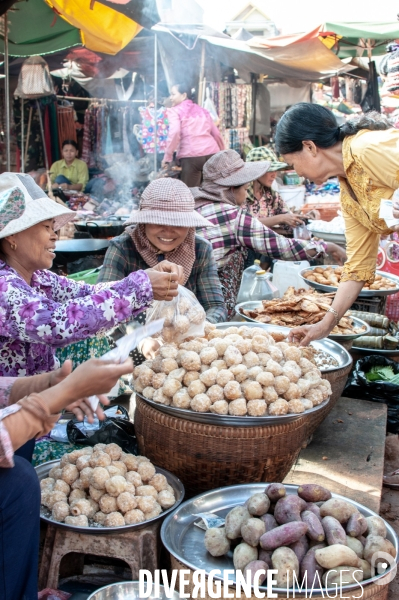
[204,321,216,334]
[133,364,146,378]
[162,307,175,326]
[52,480,69,497]
[287,399,305,414]
[161,358,179,374]
[183,371,200,386]
[89,451,111,468]
[107,466,120,479]
[153,389,171,405]
[45,491,68,509]
[117,492,137,513]
[167,368,186,382]
[136,495,157,514]
[247,400,267,417]
[283,346,302,362]
[200,347,218,365]
[256,372,274,387]
[210,359,227,371]
[151,356,164,373]
[60,453,70,467]
[230,364,248,383]
[70,489,86,503]
[158,490,176,509]
[319,379,332,394]
[65,515,88,527]
[78,467,93,489]
[234,338,252,355]
[224,335,242,346]
[242,352,260,368]
[104,512,125,527]
[191,393,212,412]
[187,306,206,324]
[105,476,127,497]
[283,361,302,383]
[207,384,224,403]
[247,366,263,380]
[133,378,146,393]
[224,326,240,335]
[268,399,289,415]
[242,381,263,401]
[269,347,283,363]
[306,388,324,406]
[316,385,330,401]
[181,340,206,354]
[266,359,283,377]
[136,485,158,499]
[228,398,247,416]
[216,369,234,387]
[143,386,155,399]
[90,467,110,490]
[87,499,99,518]
[124,509,145,525]
[172,388,191,408]
[276,342,290,352]
[66,449,84,464]
[200,367,218,387]
[145,505,163,519]
[263,386,278,404]
[162,326,175,343]
[224,346,243,367]
[160,345,178,359]
[210,400,229,415]
[284,383,301,401]
[304,371,323,389]
[299,357,315,374]
[149,473,168,493]
[138,366,154,387]
[208,329,225,340]
[111,461,127,476]
[297,378,311,396]
[76,455,91,471]
[224,380,242,400]
[61,464,79,485]
[258,353,272,367]
[52,501,70,522]
[178,296,192,314]
[48,463,61,478]
[94,511,107,525]
[71,499,92,517]
[162,378,182,397]
[122,454,139,472]
[181,351,201,371]
[188,380,206,397]
[72,478,86,491]
[251,336,270,354]
[301,398,313,411]
[213,339,229,357]
[175,315,190,334]
[40,477,55,491]
[126,471,143,487]
[99,494,118,514]
[138,462,156,483]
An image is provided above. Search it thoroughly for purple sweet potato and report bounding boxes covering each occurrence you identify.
[260,521,308,551]
[243,560,268,586]
[322,516,347,546]
[258,549,272,569]
[241,518,266,547]
[265,483,286,503]
[305,503,322,521]
[290,535,309,563]
[301,510,325,542]
[246,493,270,517]
[298,484,332,503]
[274,495,307,524]
[356,535,367,547]
[261,513,278,532]
[319,498,357,523]
[300,544,325,583]
[346,512,368,538]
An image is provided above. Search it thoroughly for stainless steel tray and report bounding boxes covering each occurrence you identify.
[36,459,184,534]
[351,346,399,356]
[300,266,399,297]
[236,301,370,341]
[161,483,399,595]
[309,230,346,245]
[87,582,181,600]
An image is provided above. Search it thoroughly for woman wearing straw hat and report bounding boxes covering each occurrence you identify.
[193,150,346,317]
[98,178,227,358]
[0,173,182,381]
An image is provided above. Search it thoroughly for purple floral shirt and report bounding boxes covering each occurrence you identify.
[0,261,153,377]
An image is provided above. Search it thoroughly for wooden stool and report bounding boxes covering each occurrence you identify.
[38,520,161,590]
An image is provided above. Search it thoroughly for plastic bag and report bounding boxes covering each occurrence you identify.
[67,405,139,454]
[344,355,399,433]
[145,285,206,344]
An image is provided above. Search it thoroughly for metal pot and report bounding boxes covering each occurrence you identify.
[74,216,128,238]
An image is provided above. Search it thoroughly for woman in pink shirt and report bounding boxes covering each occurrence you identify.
[162,84,225,187]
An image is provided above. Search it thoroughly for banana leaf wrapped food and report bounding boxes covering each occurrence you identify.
[355,335,399,350]
[349,311,390,329]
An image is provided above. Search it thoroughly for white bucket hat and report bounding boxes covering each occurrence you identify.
[0,173,75,239]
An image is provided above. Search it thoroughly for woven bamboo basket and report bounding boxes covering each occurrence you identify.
[170,556,389,600]
[135,397,310,498]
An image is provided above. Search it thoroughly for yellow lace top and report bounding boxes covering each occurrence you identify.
[340,129,399,283]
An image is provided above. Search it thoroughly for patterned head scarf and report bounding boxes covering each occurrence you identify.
[0,187,26,233]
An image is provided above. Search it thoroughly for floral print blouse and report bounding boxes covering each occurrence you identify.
[0,261,153,377]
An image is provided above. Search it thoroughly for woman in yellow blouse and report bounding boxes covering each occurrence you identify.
[50,139,89,192]
[275,103,398,345]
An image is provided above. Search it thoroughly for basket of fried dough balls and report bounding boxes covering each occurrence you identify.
[133,324,331,420]
[38,443,182,530]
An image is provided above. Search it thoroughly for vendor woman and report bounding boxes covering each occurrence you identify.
[0,173,182,378]
[275,103,398,345]
[50,139,89,192]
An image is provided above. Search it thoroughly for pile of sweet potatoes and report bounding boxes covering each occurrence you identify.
[204,483,396,589]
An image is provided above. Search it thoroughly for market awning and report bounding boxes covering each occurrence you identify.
[320,21,399,58]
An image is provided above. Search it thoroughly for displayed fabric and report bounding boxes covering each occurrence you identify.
[138,105,169,154]
[56,105,77,152]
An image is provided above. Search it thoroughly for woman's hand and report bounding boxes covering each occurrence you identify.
[288,319,333,346]
[325,242,347,265]
[146,269,179,301]
[49,360,73,387]
[65,396,110,423]
[141,338,161,359]
[280,213,305,227]
[152,260,185,284]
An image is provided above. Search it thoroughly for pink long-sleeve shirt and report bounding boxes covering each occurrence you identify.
[164,100,224,163]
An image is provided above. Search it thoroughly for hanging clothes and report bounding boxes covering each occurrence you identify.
[138,105,169,154]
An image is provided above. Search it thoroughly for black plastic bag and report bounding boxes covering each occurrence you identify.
[344,355,399,433]
[67,405,139,455]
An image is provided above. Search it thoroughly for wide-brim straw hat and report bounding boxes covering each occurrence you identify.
[246,146,289,171]
[0,173,75,239]
[202,149,270,186]
[126,178,213,228]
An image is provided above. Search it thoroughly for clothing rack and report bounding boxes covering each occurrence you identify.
[56,95,147,103]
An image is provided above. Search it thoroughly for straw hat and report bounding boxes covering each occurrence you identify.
[0,187,26,233]
[246,146,288,171]
[126,178,213,228]
[202,149,270,186]
[0,173,75,239]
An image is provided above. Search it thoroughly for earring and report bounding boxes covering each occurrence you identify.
[10,242,17,250]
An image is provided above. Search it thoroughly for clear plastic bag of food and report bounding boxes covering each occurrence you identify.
[145,285,206,344]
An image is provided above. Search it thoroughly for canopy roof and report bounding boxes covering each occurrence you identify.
[320,21,399,57]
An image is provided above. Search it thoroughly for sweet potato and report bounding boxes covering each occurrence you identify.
[305,503,322,521]
[346,512,368,538]
[261,513,278,532]
[233,542,258,571]
[274,495,307,524]
[290,535,309,563]
[315,545,362,570]
[366,516,387,539]
[357,535,367,547]
[301,510,325,542]
[271,547,299,588]
[241,518,266,547]
[364,535,396,563]
[246,493,270,517]
[300,544,325,583]
[346,536,364,559]
[225,506,251,540]
[243,560,268,586]
[319,498,357,524]
[260,521,308,551]
[322,516,347,546]
[258,549,272,569]
[204,528,230,557]
[359,559,372,580]
[298,484,332,503]
[265,483,286,503]
[322,566,364,586]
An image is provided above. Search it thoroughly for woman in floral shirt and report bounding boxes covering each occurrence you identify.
[0,173,182,378]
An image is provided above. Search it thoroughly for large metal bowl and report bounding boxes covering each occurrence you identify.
[236,301,370,342]
[36,460,184,534]
[87,582,180,600]
[300,266,399,297]
[161,483,399,596]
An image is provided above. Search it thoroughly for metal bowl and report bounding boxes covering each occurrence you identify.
[161,483,399,596]
[87,581,180,600]
[236,301,370,341]
[308,230,346,246]
[36,460,184,534]
[351,346,399,356]
[299,266,399,297]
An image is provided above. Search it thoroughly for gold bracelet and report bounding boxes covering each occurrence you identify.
[327,306,339,325]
